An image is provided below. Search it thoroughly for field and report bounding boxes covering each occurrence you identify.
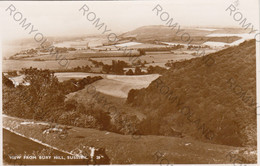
[54,72,105,81]
[3,49,216,72]
[91,49,217,67]
[22,50,140,61]
[8,72,159,100]
[2,60,92,72]
[55,72,160,98]
[90,74,160,98]
[205,33,253,47]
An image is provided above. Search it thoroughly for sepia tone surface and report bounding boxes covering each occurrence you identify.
[1,0,259,165]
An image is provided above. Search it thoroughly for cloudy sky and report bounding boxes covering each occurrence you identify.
[0,0,259,41]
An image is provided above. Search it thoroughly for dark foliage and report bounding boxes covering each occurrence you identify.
[2,68,108,130]
[127,40,257,147]
[2,74,14,88]
[60,76,102,95]
[126,69,134,75]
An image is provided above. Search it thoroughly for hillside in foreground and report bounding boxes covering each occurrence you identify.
[127,40,256,147]
[3,115,257,164]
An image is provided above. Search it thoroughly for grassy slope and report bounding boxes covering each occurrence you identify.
[3,115,256,164]
[127,39,256,147]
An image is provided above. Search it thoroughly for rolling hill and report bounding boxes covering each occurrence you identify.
[119,25,244,43]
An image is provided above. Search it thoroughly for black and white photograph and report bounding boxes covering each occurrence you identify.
[0,0,259,165]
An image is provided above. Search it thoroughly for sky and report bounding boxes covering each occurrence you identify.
[0,0,259,41]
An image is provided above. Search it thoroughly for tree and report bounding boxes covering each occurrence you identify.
[21,67,65,120]
[126,69,134,75]
[135,67,142,75]
[102,65,111,74]
[2,74,14,88]
[139,50,145,55]
[147,66,154,74]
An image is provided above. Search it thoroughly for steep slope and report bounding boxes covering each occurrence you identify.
[127,40,256,147]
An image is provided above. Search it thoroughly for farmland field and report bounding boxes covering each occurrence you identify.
[3,49,217,72]
[91,52,193,66]
[55,72,160,98]
[91,49,217,67]
[90,74,160,98]
[2,60,92,72]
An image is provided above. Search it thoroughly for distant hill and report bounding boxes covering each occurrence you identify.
[119,25,208,42]
[119,25,244,44]
[127,39,256,147]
